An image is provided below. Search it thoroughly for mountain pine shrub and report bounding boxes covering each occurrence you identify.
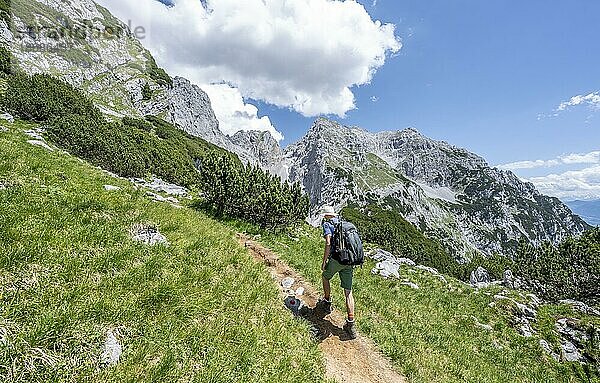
[515,228,600,303]
[1,73,102,122]
[141,82,152,100]
[145,55,172,87]
[0,0,9,24]
[0,46,11,75]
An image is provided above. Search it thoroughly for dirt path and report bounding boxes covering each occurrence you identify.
[237,234,407,383]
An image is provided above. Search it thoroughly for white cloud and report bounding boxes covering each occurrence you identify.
[528,165,600,200]
[497,159,560,171]
[97,0,401,118]
[370,95,378,102]
[556,91,600,112]
[202,84,283,141]
[497,150,600,171]
[561,151,600,164]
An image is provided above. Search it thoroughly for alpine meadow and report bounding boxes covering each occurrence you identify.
[1,1,599,383]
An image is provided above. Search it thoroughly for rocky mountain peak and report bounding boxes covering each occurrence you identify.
[230,130,281,164]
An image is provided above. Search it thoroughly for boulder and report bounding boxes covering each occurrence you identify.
[470,266,490,287]
[397,257,416,266]
[367,248,394,262]
[372,260,400,279]
[503,269,516,288]
[103,185,121,191]
[560,340,583,362]
[555,318,589,344]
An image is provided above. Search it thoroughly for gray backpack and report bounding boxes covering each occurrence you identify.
[332,219,364,266]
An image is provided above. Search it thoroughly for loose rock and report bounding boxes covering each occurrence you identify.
[401,281,419,289]
[415,264,447,283]
[146,191,180,204]
[0,113,14,123]
[471,316,493,331]
[100,329,122,366]
[130,177,188,197]
[103,185,121,191]
[131,224,169,246]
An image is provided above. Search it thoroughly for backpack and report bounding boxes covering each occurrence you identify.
[332,218,364,266]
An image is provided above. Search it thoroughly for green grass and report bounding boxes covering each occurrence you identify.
[242,223,600,383]
[0,120,326,382]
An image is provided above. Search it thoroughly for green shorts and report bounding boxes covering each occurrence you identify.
[322,258,354,290]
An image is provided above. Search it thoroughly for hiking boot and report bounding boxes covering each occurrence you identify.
[317,298,333,314]
[343,320,357,339]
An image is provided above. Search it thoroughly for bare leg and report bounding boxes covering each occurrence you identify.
[344,289,355,319]
[322,276,331,301]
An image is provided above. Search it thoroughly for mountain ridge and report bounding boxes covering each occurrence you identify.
[280,118,588,258]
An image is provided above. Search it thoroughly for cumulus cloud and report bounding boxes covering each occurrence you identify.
[528,165,600,200]
[498,150,600,171]
[97,0,401,120]
[202,84,283,141]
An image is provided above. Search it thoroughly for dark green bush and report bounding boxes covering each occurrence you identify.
[0,45,11,75]
[0,0,10,24]
[141,82,152,100]
[514,229,600,303]
[146,56,172,87]
[197,158,309,229]
[1,73,102,122]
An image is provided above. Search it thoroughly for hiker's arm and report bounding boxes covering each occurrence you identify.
[322,235,331,271]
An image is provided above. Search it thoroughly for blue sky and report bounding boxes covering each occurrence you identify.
[102,0,600,200]
[263,1,599,162]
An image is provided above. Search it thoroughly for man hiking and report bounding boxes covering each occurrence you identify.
[318,205,357,339]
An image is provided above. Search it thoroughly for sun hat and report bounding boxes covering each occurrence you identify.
[320,205,337,217]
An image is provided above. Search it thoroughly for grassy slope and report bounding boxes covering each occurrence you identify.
[243,224,600,383]
[0,120,326,382]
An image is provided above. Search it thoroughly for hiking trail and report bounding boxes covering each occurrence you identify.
[237,234,407,383]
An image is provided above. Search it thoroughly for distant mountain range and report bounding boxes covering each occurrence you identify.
[565,200,600,226]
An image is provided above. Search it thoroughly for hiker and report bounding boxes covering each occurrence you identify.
[318,205,357,339]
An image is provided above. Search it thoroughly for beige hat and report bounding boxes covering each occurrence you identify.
[320,205,338,217]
